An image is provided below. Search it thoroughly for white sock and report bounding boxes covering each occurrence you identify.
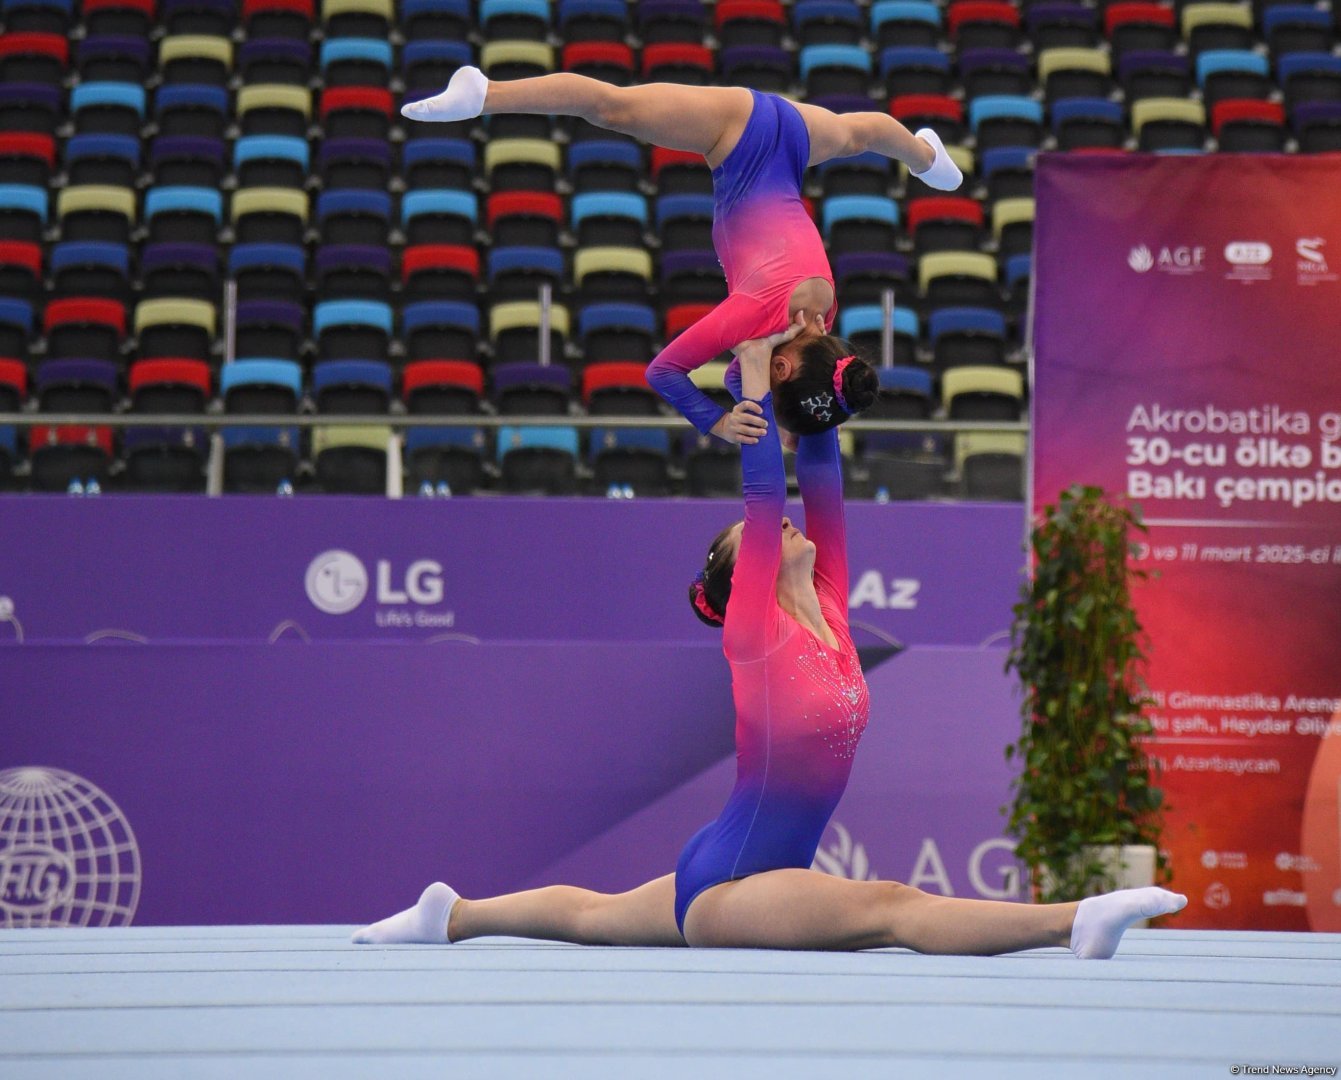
[1069,887,1187,960]
[911,128,963,191]
[350,882,459,945]
[401,66,489,122]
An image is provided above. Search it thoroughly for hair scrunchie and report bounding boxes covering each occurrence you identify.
[832,355,855,413]
[692,571,724,625]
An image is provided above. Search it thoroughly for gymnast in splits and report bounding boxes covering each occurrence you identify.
[398,64,963,441]
[354,315,1187,958]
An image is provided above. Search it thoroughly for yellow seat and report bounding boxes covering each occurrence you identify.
[1037,47,1110,81]
[918,251,997,292]
[57,185,136,222]
[954,432,1027,472]
[237,85,312,121]
[1180,2,1252,37]
[323,0,393,22]
[489,301,571,339]
[1130,97,1206,135]
[688,362,729,391]
[480,41,555,74]
[942,366,1025,412]
[134,297,217,335]
[483,138,563,177]
[231,188,309,224]
[159,35,234,68]
[991,197,1035,240]
[313,424,393,455]
[573,247,655,284]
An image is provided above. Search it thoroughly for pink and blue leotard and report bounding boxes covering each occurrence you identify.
[672,397,871,934]
[646,89,837,437]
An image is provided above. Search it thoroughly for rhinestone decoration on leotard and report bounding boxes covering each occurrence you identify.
[795,633,870,761]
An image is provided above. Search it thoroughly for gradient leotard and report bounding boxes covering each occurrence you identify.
[646,90,837,436]
[673,395,871,934]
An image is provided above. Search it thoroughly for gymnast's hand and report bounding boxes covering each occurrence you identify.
[718,399,769,445]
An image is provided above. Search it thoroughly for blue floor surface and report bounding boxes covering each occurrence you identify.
[2,926,1339,1079]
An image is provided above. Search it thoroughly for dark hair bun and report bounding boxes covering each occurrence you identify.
[841,358,880,415]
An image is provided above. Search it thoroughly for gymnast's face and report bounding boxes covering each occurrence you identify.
[720,517,817,578]
[770,316,828,387]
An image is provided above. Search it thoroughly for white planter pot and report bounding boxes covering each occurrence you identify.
[1038,844,1158,922]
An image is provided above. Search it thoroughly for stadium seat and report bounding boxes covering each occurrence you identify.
[1213,98,1287,150]
[1278,53,1341,111]
[135,297,216,361]
[237,84,311,138]
[3,0,73,33]
[574,246,654,304]
[402,244,481,303]
[313,424,392,494]
[403,138,476,190]
[660,250,728,306]
[220,358,303,492]
[583,361,662,415]
[481,0,550,40]
[1132,98,1208,151]
[312,359,393,415]
[486,245,565,304]
[0,358,26,481]
[0,240,42,301]
[129,357,211,414]
[404,190,478,246]
[823,195,901,256]
[930,307,1008,369]
[578,302,658,364]
[403,359,485,414]
[572,192,648,248]
[716,0,787,50]
[1196,49,1273,109]
[228,243,307,303]
[400,360,489,494]
[401,0,471,41]
[561,42,636,87]
[162,0,236,35]
[28,422,115,491]
[149,135,226,187]
[320,87,393,140]
[919,251,999,310]
[981,146,1037,202]
[57,185,137,245]
[231,187,309,246]
[1262,5,1334,60]
[720,45,793,92]
[1026,3,1098,50]
[143,186,222,245]
[958,48,1032,99]
[492,361,573,415]
[890,94,966,145]
[991,197,1035,260]
[640,0,709,44]
[881,46,953,99]
[124,358,211,491]
[948,1,1022,50]
[402,300,480,362]
[243,0,314,39]
[1292,101,1341,152]
[567,140,643,194]
[51,240,131,300]
[484,139,561,192]
[559,0,630,43]
[590,426,672,496]
[402,39,472,94]
[1105,2,1177,57]
[159,34,233,86]
[481,41,554,83]
[642,43,715,84]
[1182,3,1254,57]
[238,38,313,85]
[71,82,146,137]
[906,196,984,254]
[84,0,153,38]
[944,364,1024,421]
[314,243,393,300]
[34,358,118,414]
[314,299,393,361]
[833,251,911,307]
[489,301,571,365]
[496,425,580,494]
[0,32,69,85]
[862,363,935,455]
[0,132,55,186]
[0,183,47,242]
[1119,49,1193,103]
[64,134,140,188]
[154,84,229,139]
[0,298,33,360]
[323,0,392,38]
[956,431,1025,499]
[800,44,873,97]
[794,0,864,46]
[651,147,713,195]
[316,142,389,188]
[235,299,305,360]
[969,95,1045,151]
[139,242,219,300]
[314,190,391,247]
[1038,47,1113,103]
[1050,98,1126,150]
[872,0,943,50]
[0,83,61,136]
[320,37,392,87]
[840,304,919,365]
[234,135,310,189]
[816,151,891,199]
[76,34,152,82]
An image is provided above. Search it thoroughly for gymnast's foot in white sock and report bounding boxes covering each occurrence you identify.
[1069,887,1187,960]
[911,128,963,191]
[351,882,460,945]
[401,66,489,122]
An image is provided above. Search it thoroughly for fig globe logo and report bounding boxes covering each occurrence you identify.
[0,766,141,927]
[1128,245,1155,273]
[305,549,368,615]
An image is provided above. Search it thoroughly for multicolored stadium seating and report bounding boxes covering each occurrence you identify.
[0,0,1337,496]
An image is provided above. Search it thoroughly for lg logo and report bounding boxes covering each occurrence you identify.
[305,550,445,615]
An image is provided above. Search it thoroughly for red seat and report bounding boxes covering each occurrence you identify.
[0,357,27,399]
[715,0,786,29]
[485,191,563,230]
[44,297,127,336]
[320,87,393,120]
[402,360,485,398]
[243,0,314,17]
[0,240,43,279]
[1211,99,1286,138]
[650,147,704,182]
[1104,2,1175,38]
[947,1,1021,36]
[562,42,636,76]
[665,303,715,340]
[641,43,715,80]
[0,32,70,66]
[128,358,212,396]
[82,0,157,32]
[29,424,115,456]
[890,94,964,125]
[906,196,985,231]
[582,361,651,404]
[0,132,57,169]
[401,244,479,282]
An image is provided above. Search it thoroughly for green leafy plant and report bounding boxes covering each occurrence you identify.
[1004,484,1170,903]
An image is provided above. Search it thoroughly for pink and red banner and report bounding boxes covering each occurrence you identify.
[1032,153,1341,930]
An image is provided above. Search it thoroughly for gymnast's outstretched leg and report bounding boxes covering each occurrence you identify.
[681,869,1187,959]
[352,873,685,948]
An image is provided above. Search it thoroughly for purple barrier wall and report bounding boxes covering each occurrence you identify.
[0,497,1024,647]
[0,643,1023,926]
